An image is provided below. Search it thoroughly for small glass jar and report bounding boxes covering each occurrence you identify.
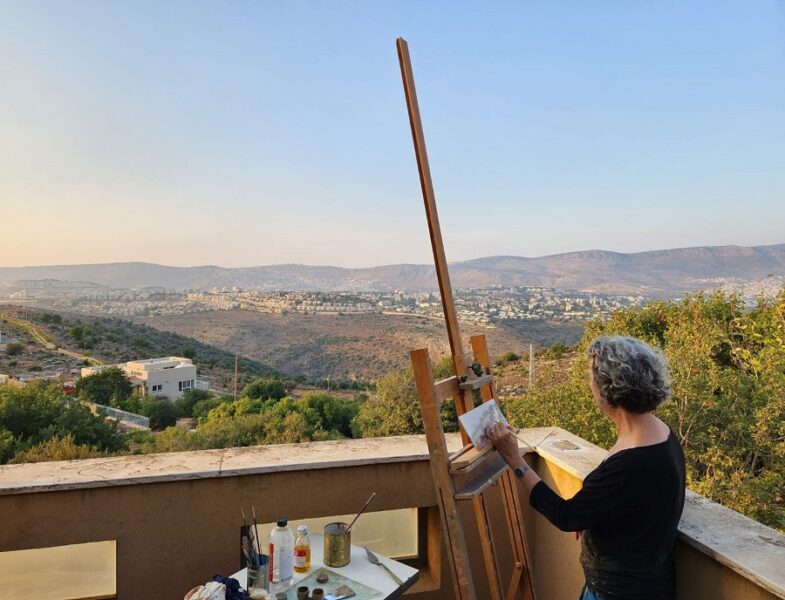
[247,558,269,593]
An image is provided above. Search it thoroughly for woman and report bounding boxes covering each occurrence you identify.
[486,335,685,600]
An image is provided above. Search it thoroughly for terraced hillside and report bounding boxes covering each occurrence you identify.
[136,309,583,381]
[1,306,278,391]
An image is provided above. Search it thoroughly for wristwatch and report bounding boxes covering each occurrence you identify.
[514,465,530,479]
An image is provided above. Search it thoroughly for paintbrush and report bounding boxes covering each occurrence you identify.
[242,535,256,567]
[512,426,557,452]
[252,505,262,558]
[346,492,376,533]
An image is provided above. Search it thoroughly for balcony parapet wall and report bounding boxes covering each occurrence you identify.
[0,435,453,496]
[1,429,783,599]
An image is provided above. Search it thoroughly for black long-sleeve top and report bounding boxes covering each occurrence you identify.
[530,431,685,600]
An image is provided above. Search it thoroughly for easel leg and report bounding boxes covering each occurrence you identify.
[412,348,477,600]
[472,492,504,600]
[471,335,537,600]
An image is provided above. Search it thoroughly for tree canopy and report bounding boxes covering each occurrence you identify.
[75,367,133,408]
[503,290,785,532]
[351,356,458,438]
[242,378,287,401]
[0,380,127,463]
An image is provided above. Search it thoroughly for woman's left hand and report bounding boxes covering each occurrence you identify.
[485,422,525,469]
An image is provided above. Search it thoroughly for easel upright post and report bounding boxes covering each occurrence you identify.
[397,37,474,427]
[398,37,537,600]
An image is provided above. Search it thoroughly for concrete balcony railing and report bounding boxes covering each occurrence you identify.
[0,428,783,600]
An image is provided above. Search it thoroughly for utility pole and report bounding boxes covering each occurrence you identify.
[233,355,239,401]
[528,343,535,388]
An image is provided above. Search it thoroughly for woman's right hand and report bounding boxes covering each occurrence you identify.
[485,422,526,469]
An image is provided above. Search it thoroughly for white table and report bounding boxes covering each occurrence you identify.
[231,533,419,599]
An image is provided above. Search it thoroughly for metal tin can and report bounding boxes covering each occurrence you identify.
[323,522,351,567]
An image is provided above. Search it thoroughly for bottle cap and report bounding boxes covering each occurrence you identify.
[297,524,308,534]
[277,517,288,527]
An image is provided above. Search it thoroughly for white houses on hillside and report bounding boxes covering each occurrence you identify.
[81,357,209,401]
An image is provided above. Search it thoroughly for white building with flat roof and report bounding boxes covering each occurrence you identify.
[81,357,209,401]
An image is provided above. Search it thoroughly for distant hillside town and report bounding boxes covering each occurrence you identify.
[2,280,646,325]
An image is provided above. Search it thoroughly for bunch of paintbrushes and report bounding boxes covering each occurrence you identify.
[241,506,267,569]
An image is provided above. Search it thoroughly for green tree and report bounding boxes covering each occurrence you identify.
[75,367,133,408]
[0,380,63,444]
[193,396,231,419]
[140,398,179,431]
[352,356,457,437]
[0,429,15,463]
[69,325,86,343]
[182,347,196,360]
[0,381,127,463]
[44,403,127,452]
[296,392,359,439]
[243,378,287,401]
[174,388,212,418]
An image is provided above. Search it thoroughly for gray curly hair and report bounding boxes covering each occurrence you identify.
[587,335,671,413]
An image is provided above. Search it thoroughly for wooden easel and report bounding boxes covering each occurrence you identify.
[397,38,537,600]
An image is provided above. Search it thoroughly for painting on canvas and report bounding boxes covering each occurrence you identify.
[457,399,509,450]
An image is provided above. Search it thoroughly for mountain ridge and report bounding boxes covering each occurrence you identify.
[2,243,784,295]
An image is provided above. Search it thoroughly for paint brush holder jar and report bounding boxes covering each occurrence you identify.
[247,556,269,592]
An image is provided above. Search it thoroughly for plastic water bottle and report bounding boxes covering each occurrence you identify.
[268,517,295,592]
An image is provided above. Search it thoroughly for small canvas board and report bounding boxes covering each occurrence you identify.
[457,399,509,450]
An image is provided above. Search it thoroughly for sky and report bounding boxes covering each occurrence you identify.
[1,1,784,268]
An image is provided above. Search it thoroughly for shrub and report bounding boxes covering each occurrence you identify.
[5,342,24,356]
[174,388,212,418]
[243,378,286,401]
[11,434,107,463]
[140,398,179,431]
[495,351,521,367]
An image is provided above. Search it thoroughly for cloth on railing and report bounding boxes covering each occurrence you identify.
[185,581,226,600]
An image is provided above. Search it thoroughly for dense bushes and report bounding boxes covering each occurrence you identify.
[351,356,458,437]
[243,378,287,401]
[502,290,785,532]
[11,434,107,463]
[143,391,360,453]
[0,380,127,463]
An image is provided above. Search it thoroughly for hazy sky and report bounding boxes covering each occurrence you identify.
[2,1,784,268]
